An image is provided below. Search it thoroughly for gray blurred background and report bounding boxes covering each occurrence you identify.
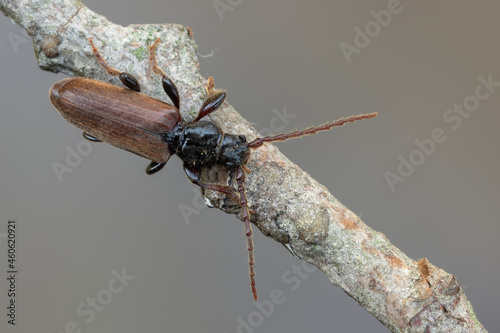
[1,1,499,332]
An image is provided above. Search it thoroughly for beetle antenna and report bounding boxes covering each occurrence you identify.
[247,112,377,149]
[236,167,257,301]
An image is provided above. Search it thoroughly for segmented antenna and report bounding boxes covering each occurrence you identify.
[236,167,257,301]
[248,112,378,148]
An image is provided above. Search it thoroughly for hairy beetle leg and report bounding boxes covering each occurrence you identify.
[87,37,141,92]
[148,38,180,110]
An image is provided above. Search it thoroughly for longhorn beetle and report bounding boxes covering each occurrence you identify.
[49,37,377,301]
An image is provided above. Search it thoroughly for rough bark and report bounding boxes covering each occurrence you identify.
[0,0,487,332]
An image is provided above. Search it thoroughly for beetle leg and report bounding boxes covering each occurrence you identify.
[82,132,102,142]
[206,76,215,96]
[183,163,240,202]
[148,38,180,109]
[146,161,166,175]
[191,77,226,122]
[236,166,257,301]
[192,90,227,122]
[87,37,141,92]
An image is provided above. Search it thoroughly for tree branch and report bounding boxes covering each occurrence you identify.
[1,0,486,331]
